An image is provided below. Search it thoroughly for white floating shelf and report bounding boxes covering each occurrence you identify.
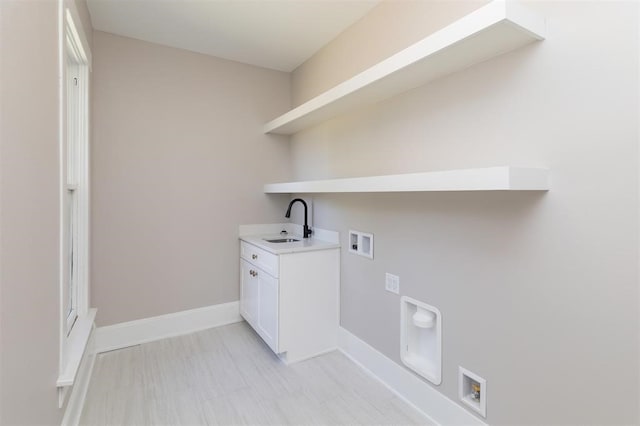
[264,167,550,194]
[264,1,545,135]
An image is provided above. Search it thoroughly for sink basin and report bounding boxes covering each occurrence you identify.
[264,238,300,243]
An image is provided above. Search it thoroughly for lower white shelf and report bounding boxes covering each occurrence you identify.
[264,167,550,194]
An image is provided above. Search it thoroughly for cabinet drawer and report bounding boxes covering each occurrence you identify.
[240,241,279,278]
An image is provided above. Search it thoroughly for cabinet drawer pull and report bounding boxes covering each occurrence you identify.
[240,242,278,278]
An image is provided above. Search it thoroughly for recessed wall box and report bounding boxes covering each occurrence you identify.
[401,296,441,385]
[348,230,373,259]
[459,366,487,418]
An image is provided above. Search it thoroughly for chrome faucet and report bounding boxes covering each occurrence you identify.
[285,198,312,238]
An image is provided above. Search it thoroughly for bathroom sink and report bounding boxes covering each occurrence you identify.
[264,238,300,243]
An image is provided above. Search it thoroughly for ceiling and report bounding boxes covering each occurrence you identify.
[86,0,380,72]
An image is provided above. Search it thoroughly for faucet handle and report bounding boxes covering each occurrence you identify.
[303,225,313,238]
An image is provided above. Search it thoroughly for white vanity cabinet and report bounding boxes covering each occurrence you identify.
[239,239,340,364]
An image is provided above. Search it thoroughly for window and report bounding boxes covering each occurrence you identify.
[57,7,93,409]
[57,7,92,407]
[63,21,87,336]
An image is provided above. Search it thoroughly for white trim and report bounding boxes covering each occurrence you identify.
[64,7,92,69]
[57,0,65,388]
[61,332,97,426]
[94,302,242,353]
[338,327,487,426]
[57,309,97,387]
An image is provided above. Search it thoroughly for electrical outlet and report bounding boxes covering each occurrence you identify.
[385,273,400,294]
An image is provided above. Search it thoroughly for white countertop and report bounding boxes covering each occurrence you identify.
[240,233,340,255]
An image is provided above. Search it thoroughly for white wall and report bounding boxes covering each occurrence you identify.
[90,32,292,326]
[0,2,60,423]
[291,1,639,424]
[0,0,93,423]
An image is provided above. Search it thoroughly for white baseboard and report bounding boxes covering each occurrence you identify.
[61,331,97,426]
[337,327,486,426]
[94,301,242,353]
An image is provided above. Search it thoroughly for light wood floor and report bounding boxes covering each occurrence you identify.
[80,321,432,425]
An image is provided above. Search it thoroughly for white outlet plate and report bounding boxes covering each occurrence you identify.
[385,273,400,294]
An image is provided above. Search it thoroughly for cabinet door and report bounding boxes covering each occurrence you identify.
[256,269,279,353]
[240,259,259,327]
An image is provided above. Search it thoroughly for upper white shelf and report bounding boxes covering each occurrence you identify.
[264,1,545,135]
[263,167,550,193]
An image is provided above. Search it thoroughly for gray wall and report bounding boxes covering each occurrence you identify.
[0,0,93,424]
[91,32,292,326]
[291,1,639,424]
